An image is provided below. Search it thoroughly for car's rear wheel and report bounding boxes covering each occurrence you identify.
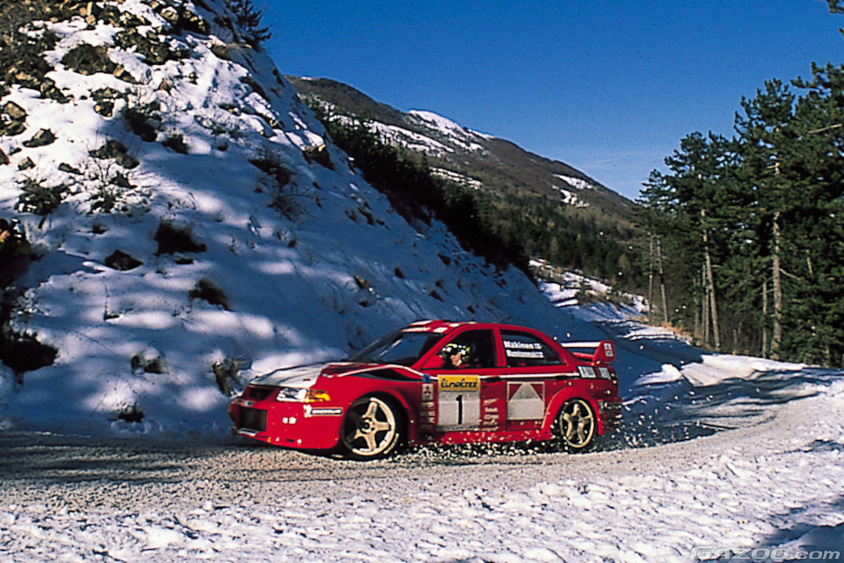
[556,398,596,451]
[340,396,403,460]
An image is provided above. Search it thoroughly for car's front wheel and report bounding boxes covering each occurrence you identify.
[340,396,403,460]
[556,398,596,451]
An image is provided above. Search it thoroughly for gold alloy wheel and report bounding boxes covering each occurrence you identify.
[558,398,596,451]
[341,396,401,459]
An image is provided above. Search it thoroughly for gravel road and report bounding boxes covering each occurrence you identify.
[0,413,771,512]
[2,394,841,562]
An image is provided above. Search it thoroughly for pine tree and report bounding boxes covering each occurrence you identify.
[228,0,271,47]
[636,3,844,366]
[638,132,738,349]
[733,80,797,358]
[787,65,844,364]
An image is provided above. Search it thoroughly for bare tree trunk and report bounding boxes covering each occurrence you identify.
[762,279,768,357]
[772,210,783,359]
[702,265,709,345]
[657,238,669,325]
[647,234,670,326]
[648,235,655,324]
[702,209,721,351]
[704,246,721,351]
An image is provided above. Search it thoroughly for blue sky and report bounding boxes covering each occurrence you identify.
[254,1,844,200]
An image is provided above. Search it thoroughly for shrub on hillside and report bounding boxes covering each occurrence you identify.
[317,113,527,271]
[154,222,207,255]
[227,0,270,47]
[189,277,231,310]
[16,177,66,215]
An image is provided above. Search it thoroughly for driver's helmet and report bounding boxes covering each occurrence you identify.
[440,342,472,360]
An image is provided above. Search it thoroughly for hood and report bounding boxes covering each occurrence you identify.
[251,363,336,388]
[250,362,389,387]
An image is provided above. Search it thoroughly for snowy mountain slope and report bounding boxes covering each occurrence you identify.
[288,75,636,219]
[0,0,596,434]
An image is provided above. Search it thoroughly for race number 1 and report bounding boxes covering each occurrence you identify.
[437,375,480,430]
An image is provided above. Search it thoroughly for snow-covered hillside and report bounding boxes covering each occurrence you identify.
[0,0,594,435]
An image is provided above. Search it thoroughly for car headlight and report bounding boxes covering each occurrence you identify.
[304,389,331,403]
[275,387,331,403]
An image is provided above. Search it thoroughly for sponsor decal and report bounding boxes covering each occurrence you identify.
[507,382,545,420]
[305,406,343,417]
[506,350,544,359]
[421,383,437,430]
[503,340,542,350]
[482,398,501,430]
[422,383,434,402]
[577,365,598,378]
[603,342,614,358]
[438,375,480,391]
[503,339,545,359]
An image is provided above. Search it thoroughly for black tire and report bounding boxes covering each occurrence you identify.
[340,396,403,460]
[556,398,596,451]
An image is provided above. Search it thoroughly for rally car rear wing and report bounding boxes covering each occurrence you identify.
[560,340,616,364]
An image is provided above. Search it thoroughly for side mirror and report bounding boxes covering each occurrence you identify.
[423,355,444,370]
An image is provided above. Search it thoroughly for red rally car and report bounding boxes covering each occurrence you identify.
[228,320,621,459]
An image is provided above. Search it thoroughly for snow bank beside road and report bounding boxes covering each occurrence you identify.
[640,354,807,387]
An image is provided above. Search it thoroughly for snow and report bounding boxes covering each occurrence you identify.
[1,347,843,562]
[403,109,488,153]
[431,166,484,190]
[555,186,587,207]
[1,0,843,561]
[640,354,808,387]
[334,113,486,160]
[407,109,486,148]
[551,175,598,207]
[554,174,597,191]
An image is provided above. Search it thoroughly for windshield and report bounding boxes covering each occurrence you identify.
[348,330,444,366]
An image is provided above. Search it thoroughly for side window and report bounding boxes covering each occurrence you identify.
[438,330,497,369]
[501,331,562,368]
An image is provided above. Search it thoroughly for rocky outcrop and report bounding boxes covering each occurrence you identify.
[0,102,26,136]
[23,129,55,148]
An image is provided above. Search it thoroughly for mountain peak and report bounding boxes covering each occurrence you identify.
[406,109,486,138]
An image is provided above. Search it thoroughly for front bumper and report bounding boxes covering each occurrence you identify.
[229,397,344,450]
